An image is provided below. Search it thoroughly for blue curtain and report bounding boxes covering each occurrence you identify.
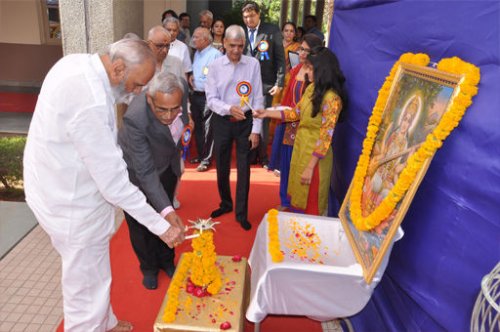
[328,1,500,331]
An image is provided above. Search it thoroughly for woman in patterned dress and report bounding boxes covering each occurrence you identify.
[255,47,347,215]
[268,34,323,211]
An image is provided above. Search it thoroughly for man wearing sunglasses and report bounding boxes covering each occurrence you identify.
[118,72,187,290]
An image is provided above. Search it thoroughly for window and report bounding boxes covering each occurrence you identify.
[40,0,61,44]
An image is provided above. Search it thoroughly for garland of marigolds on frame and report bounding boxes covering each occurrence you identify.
[349,53,480,231]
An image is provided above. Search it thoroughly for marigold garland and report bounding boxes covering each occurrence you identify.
[349,53,480,231]
[162,228,223,323]
[190,230,222,295]
[267,209,284,262]
[162,252,193,322]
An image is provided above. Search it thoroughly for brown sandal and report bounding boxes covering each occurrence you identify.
[108,320,133,331]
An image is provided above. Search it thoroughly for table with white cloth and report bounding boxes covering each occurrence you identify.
[245,212,403,323]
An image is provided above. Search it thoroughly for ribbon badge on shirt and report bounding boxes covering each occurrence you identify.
[236,81,252,107]
[181,125,192,160]
[257,40,270,61]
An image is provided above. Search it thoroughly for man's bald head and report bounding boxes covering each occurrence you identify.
[147,25,172,67]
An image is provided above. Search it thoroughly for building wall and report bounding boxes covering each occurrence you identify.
[186,0,208,27]
[208,0,232,24]
[0,0,193,86]
[144,0,186,38]
[0,0,43,45]
[0,0,62,87]
[114,0,144,41]
[0,43,62,86]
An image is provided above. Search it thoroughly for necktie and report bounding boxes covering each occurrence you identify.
[249,28,256,53]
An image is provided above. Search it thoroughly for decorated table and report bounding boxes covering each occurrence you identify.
[245,211,403,323]
[154,255,248,332]
[154,219,249,332]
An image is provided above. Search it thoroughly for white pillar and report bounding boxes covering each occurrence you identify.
[59,0,144,55]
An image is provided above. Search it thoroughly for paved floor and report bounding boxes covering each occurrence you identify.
[0,113,32,134]
[0,202,37,259]
[0,110,64,332]
[0,226,63,332]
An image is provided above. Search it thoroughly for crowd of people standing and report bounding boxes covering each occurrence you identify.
[23,1,346,330]
[154,1,345,216]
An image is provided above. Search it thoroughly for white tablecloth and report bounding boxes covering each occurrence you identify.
[245,212,403,322]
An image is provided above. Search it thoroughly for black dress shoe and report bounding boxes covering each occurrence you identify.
[239,220,252,230]
[210,207,232,218]
[190,157,201,164]
[142,274,158,290]
[160,264,176,278]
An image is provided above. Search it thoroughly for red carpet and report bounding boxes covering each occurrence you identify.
[56,161,323,332]
[0,92,38,113]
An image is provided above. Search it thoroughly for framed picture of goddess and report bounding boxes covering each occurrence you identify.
[339,60,466,284]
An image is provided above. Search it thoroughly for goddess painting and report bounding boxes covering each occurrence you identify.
[346,72,456,265]
[339,55,479,284]
[362,95,422,218]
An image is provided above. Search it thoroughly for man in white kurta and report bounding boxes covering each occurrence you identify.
[23,39,184,332]
[163,16,193,77]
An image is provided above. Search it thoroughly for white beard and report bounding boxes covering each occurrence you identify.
[112,81,135,105]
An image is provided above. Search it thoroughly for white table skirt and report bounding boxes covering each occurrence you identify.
[246,212,403,323]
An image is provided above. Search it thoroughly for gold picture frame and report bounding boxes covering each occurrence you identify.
[339,60,466,284]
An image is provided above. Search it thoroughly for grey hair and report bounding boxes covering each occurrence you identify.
[122,32,141,40]
[199,9,213,20]
[194,27,213,43]
[224,25,245,40]
[105,38,155,68]
[147,25,171,41]
[162,16,180,28]
[147,71,185,97]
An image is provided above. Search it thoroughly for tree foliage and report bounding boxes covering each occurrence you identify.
[222,0,280,27]
[0,136,26,190]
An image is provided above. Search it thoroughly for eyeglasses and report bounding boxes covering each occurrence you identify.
[297,47,311,54]
[151,42,170,50]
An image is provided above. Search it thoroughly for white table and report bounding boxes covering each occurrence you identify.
[246,212,403,323]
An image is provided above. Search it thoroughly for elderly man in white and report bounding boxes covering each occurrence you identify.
[23,39,185,332]
[162,16,193,78]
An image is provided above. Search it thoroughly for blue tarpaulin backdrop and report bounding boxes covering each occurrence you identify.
[328,0,500,331]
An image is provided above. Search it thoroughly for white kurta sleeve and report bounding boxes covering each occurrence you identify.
[67,104,169,236]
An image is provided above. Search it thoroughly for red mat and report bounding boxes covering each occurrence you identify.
[56,162,323,332]
[0,92,38,113]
